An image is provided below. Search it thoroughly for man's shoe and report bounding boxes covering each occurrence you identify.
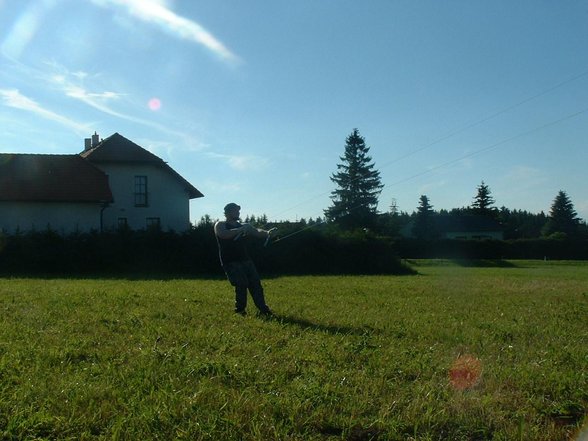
[259,309,273,317]
[235,310,247,316]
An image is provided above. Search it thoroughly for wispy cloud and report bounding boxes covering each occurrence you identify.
[576,199,588,221]
[203,179,242,193]
[492,165,550,212]
[46,62,126,114]
[49,70,125,116]
[500,165,547,190]
[206,151,269,172]
[91,0,240,64]
[50,69,156,124]
[0,88,88,133]
[418,180,448,194]
[504,165,544,180]
[43,64,206,148]
[63,84,126,117]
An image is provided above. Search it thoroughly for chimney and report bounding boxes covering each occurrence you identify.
[84,138,91,150]
[91,131,100,147]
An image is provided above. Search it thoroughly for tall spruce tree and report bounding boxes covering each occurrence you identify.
[412,195,438,240]
[471,181,496,217]
[325,129,383,229]
[542,190,580,237]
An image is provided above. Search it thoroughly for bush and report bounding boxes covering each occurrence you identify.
[254,230,413,275]
[393,238,588,260]
[0,227,413,278]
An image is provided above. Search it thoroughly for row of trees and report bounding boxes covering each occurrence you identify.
[322,129,586,240]
[409,186,586,240]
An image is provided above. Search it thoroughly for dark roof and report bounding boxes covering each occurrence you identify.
[401,214,503,239]
[80,132,164,163]
[436,215,502,232]
[81,132,203,199]
[0,154,113,203]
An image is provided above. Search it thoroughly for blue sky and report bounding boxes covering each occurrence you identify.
[1,0,587,223]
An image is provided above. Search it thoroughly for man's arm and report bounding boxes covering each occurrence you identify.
[214,221,246,240]
[215,221,274,241]
[243,224,274,239]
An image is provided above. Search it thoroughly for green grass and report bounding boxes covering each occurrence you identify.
[0,260,587,440]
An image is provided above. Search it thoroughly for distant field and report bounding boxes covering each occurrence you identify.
[0,260,586,440]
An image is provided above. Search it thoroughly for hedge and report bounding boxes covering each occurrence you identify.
[0,229,585,278]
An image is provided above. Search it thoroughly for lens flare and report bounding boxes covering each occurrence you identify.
[148,97,161,111]
[449,354,482,390]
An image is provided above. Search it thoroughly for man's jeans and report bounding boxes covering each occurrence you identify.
[223,260,270,313]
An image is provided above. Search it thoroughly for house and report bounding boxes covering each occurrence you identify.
[401,215,504,240]
[0,153,114,233]
[0,132,203,234]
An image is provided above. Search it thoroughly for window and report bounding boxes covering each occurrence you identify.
[118,217,128,229]
[146,217,160,229]
[134,176,148,207]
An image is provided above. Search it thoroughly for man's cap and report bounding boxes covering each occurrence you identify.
[224,202,241,213]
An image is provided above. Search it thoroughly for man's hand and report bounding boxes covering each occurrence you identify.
[234,223,276,242]
[232,223,257,240]
[264,227,278,246]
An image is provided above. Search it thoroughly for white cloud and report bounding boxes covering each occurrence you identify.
[8,61,216,158]
[491,165,551,213]
[0,88,88,133]
[62,84,125,115]
[499,165,548,191]
[206,151,269,171]
[45,63,125,116]
[203,179,242,193]
[507,165,544,180]
[43,64,203,144]
[418,179,447,194]
[134,137,176,159]
[91,0,240,64]
[576,199,588,222]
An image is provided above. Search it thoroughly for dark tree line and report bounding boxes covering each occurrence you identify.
[322,130,586,240]
[407,184,586,240]
[203,129,585,242]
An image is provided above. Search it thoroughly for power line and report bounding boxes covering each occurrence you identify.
[378,69,588,170]
[267,105,588,239]
[266,69,588,222]
[385,106,588,189]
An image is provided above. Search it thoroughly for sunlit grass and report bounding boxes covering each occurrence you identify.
[0,260,586,440]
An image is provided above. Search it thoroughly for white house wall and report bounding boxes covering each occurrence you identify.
[97,163,191,232]
[0,201,102,234]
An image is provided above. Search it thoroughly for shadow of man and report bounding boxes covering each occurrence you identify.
[263,313,376,336]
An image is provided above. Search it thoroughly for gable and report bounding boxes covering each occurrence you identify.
[81,132,203,199]
[0,154,113,203]
[80,132,163,163]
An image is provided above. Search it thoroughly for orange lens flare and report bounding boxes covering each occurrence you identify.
[449,354,482,390]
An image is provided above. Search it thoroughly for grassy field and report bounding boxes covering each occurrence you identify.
[0,260,586,440]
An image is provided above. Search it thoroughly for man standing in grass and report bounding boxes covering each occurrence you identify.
[214,203,274,316]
